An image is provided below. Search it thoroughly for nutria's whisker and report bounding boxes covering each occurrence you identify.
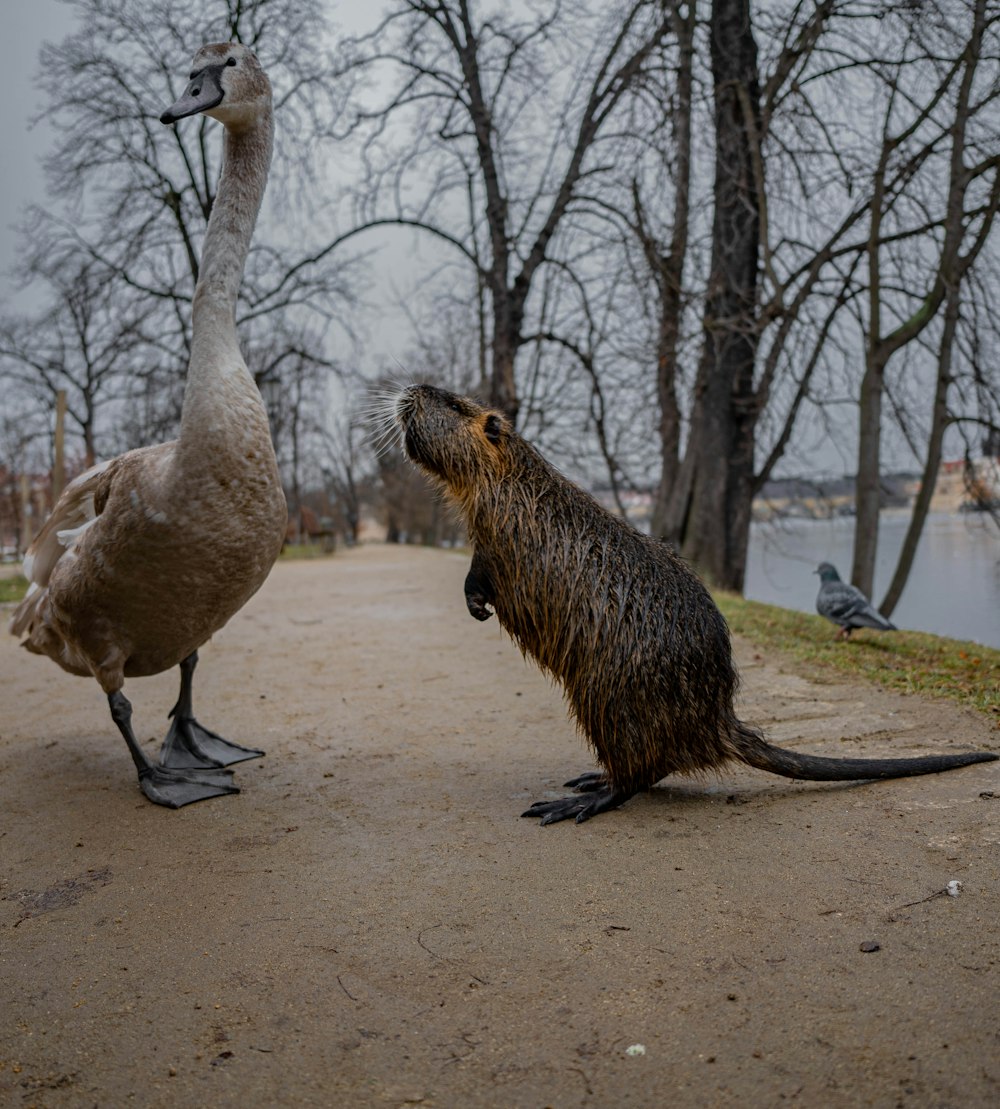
[361,386,408,459]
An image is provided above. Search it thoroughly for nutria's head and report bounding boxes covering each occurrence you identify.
[395,384,510,492]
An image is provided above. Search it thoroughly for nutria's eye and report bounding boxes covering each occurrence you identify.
[226,57,237,67]
[447,399,463,414]
[484,414,502,444]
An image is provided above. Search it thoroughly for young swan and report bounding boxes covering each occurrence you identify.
[10,44,287,808]
[394,383,997,825]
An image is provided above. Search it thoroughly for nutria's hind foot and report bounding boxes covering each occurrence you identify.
[563,771,609,792]
[522,781,635,825]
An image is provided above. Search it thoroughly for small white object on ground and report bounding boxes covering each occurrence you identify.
[946,880,962,897]
[625,1044,646,1057]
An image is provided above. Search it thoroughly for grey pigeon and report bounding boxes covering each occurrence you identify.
[814,562,897,640]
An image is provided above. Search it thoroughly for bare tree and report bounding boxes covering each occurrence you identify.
[0,257,156,466]
[655,0,764,589]
[1,0,357,490]
[639,0,697,538]
[572,0,999,600]
[851,0,1000,600]
[331,0,673,423]
[321,412,366,545]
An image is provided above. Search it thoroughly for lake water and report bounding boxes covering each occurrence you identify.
[745,512,1000,649]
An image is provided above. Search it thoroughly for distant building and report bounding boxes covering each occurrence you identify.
[930,457,1000,512]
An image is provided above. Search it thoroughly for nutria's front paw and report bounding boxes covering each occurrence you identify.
[466,593,494,621]
[464,559,495,621]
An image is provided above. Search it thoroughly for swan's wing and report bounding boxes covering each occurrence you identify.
[20,459,116,589]
[9,459,117,639]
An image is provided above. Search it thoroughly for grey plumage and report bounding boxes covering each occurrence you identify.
[815,562,897,639]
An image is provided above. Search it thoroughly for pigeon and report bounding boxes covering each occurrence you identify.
[814,562,898,640]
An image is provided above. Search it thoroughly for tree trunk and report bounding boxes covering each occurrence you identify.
[879,282,960,618]
[851,355,885,599]
[490,301,520,424]
[650,0,695,539]
[673,0,761,591]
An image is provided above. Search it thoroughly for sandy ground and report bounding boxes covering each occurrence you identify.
[1,544,998,1108]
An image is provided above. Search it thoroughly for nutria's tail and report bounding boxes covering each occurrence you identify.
[733,724,997,781]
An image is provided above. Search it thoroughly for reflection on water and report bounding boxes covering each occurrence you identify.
[745,512,1000,649]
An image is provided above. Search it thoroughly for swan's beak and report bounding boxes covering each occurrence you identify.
[160,66,225,125]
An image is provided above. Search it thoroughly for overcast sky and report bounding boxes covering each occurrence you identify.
[0,0,873,483]
[0,3,960,482]
[0,0,66,308]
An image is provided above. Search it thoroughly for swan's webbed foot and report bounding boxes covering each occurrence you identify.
[108,689,240,808]
[160,716,264,769]
[521,775,634,825]
[138,764,239,808]
[158,650,264,769]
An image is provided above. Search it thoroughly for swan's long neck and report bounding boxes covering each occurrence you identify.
[179,109,274,449]
[193,115,273,329]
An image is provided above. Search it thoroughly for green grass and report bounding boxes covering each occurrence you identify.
[278,542,336,560]
[715,591,1000,722]
[0,575,29,604]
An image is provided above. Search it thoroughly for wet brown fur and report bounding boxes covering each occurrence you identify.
[396,384,997,813]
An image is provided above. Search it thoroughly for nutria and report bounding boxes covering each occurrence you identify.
[391,383,997,825]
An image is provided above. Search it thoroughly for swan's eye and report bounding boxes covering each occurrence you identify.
[226,57,237,67]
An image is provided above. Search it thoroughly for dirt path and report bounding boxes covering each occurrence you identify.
[1,545,998,1107]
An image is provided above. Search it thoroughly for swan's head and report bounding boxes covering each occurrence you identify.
[160,43,270,130]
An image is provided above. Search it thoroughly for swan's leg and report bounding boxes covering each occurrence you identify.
[159,651,265,769]
[109,691,238,808]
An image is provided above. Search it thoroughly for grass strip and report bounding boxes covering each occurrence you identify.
[716,591,999,722]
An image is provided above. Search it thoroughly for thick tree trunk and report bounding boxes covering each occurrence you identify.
[681,330,758,590]
[490,301,521,424]
[673,0,761,590]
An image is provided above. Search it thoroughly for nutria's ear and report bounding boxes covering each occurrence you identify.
[484,414,503,444]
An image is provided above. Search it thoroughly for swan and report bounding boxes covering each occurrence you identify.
[9,43,287,807]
